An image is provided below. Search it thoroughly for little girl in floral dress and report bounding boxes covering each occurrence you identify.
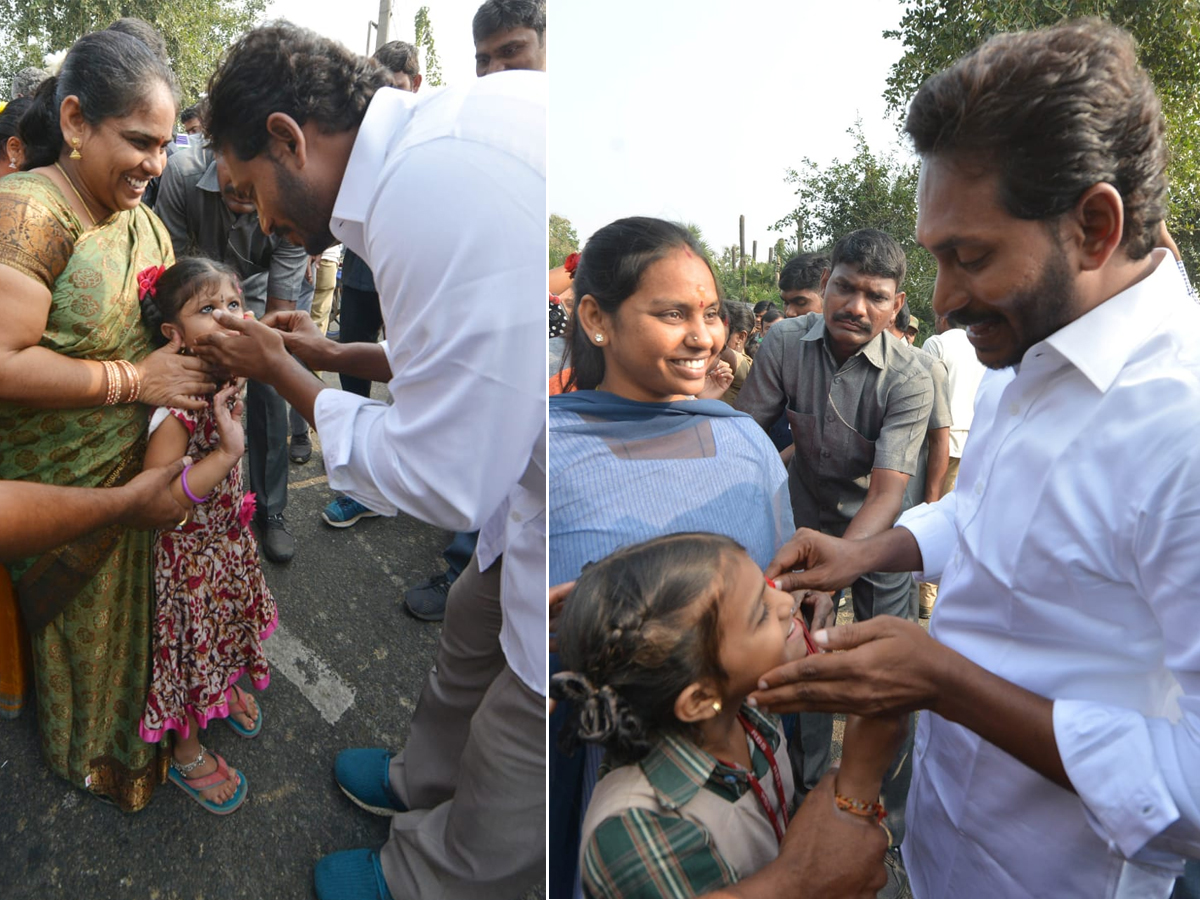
[136,257,277,815]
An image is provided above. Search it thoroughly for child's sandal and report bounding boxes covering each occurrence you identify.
[225,684,263,738]
[168,745,248,815]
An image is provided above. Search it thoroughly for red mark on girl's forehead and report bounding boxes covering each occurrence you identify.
[682,247,695,258]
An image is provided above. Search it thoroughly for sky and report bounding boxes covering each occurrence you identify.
[550,0,911,258]
[261,0,484,87]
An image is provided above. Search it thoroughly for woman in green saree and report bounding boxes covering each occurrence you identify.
[0,31,216,811]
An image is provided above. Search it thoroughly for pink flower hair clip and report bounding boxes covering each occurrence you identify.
[137,265,167,302]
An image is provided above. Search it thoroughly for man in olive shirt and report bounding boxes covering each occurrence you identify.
[736,229,932,865]
[737,228,934,621]
[154,138,309,563]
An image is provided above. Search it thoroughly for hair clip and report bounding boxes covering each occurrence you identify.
[137,265,166,301]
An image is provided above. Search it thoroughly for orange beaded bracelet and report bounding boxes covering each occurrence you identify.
[835,792,887,824]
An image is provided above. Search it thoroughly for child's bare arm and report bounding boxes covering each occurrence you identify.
[836,714,907,810]
[144,383,245,514]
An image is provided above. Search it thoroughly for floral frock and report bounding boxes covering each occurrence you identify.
[139,397,277,742]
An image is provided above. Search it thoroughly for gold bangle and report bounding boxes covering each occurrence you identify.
[101,360,119,406]
[113,359,126,404]
[116,359,140,403]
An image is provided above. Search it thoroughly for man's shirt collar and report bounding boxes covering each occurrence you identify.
[331,87,418,258]
[800,315,887,369]
[1042,248,1185,392]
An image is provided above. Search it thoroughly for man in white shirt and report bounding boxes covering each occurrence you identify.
[196,23,545,900]
[748,19,1200,898]
[915,314,984,616]
[920,314,984,493]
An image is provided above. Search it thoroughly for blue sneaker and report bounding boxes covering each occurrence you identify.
[334,748,407,816]
[314,849,395,900]
[322,496,382,529]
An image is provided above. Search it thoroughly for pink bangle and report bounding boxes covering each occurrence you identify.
[180,464,210,504]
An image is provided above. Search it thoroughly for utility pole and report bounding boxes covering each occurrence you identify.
[376,0,392,51]
[739,215,746,291]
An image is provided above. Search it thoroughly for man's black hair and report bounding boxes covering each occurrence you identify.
[473,0,546,44]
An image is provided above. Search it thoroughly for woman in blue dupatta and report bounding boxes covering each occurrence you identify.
[549,217,798,896]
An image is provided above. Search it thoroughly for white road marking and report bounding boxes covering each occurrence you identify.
[265,623,356,725]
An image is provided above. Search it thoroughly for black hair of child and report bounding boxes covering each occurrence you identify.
[551,532,744,767]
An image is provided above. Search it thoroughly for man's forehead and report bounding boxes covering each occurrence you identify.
[829,262,898,294]
[477,26,539,50]
[782,288,820,303]
[916,154,1006,247]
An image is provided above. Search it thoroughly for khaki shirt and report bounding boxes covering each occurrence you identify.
[736,312,933,534]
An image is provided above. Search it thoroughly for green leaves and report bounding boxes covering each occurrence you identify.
[549,213,578,269]
[414,6,443,88]
[770,122,937,338]
[0,0,267,107]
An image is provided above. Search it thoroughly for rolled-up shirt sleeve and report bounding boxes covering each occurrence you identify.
[895,491,958,581]
[315,136,544,533]
[1053,446,1200,861]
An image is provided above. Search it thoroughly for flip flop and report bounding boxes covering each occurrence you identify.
[225,684,263,738]
[168,748,248,815]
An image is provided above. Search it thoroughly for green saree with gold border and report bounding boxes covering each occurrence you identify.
[0,172,174,812]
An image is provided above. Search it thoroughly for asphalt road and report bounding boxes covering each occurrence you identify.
[0,376,547,900]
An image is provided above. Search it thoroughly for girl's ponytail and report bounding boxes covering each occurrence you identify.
[551,671,651,763]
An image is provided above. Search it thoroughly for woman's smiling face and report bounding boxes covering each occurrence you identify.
[592,247,726,402]
[73,80,176,215]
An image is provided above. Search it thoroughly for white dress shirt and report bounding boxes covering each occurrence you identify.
[314,74,547,695]
[920,327,985,458]
[897,249,1200,897]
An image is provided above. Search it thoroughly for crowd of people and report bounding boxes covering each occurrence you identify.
[550,16,1200,900]
[0,2,547,899]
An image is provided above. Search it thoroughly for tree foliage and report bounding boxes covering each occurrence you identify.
[0,0,267,108]
[771,122,936,342]
[414,6,443,87]
[884,0,1200,275]
[549,212,578,268]
[713,256,784,308]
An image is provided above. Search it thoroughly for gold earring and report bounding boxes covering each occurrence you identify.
[70,137,81,160]
[712,699,722,713]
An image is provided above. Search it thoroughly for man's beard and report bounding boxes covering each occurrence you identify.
[951,246,1078,370]
[271,159,337,254]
